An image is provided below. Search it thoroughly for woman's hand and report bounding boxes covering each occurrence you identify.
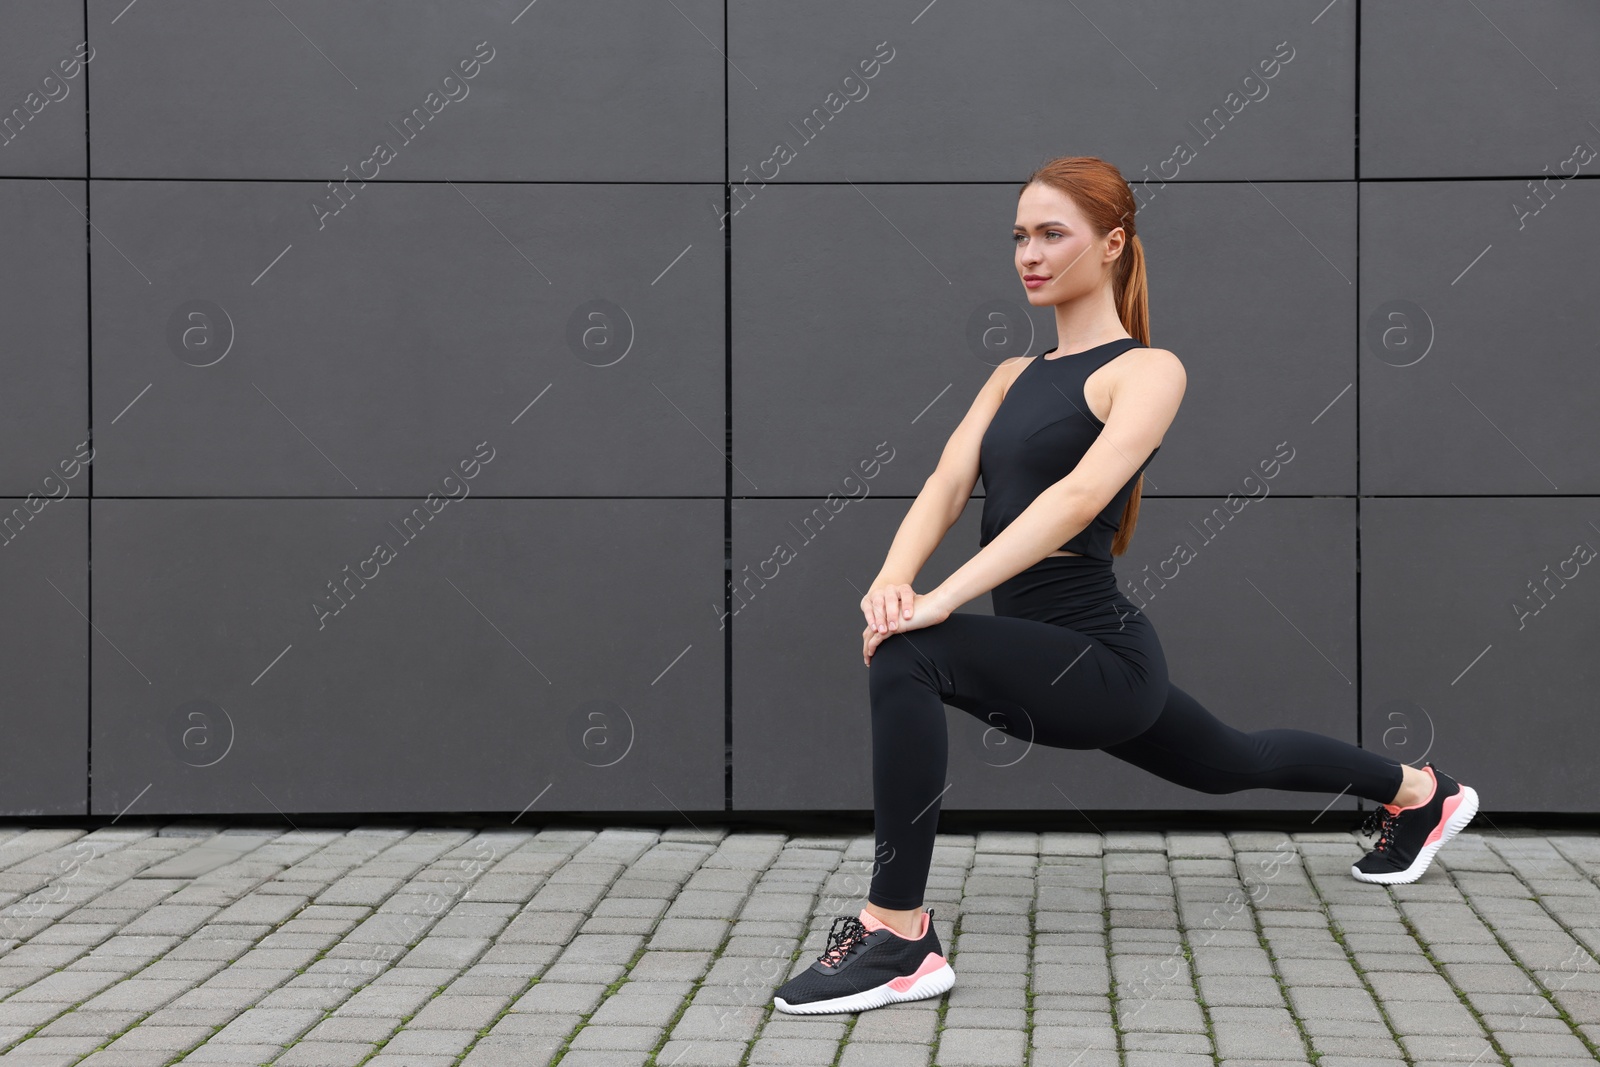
[860,580,918,636]
[862,589,952,664]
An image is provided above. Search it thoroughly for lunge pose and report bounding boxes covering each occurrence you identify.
[773,156,1480,1016]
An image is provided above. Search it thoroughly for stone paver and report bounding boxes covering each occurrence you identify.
[0,824,1596,1065]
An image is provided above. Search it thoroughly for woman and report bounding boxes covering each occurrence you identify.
[772,156,1480,1016]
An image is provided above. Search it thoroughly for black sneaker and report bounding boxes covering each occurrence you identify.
[772,906,955,1014]
[1351,761,1480,885]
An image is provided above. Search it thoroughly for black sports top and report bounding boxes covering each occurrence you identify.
[978,337,1159,562]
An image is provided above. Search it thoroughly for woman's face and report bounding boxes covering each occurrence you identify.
[1013,183,1122,305]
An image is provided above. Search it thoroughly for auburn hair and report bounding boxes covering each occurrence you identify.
[1018,156,1150,556]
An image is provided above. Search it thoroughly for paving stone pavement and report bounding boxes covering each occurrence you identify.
[0,823,1598,1066]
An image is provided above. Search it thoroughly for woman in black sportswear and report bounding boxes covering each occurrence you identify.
[773,156,1480,1016]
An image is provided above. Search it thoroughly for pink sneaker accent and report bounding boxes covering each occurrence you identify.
[859,907,928,940]
[1386,764,1437,813]
[1423,790,1464,848]
[888,952,948,992]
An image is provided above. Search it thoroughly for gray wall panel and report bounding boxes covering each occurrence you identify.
[89,180,724,496]
[1362,498,1600,812]
[734,496,1361,814]
[0,3,87,176]
[728,0,1352,181]
[0,499,87,815]
[1,180,90,495]
[1359,180,1600,494]
[1362,2,1600,177]
[90,499,723,815]
[87,0,722,180]
[735,182,1354,499]
[0,3,1589,816]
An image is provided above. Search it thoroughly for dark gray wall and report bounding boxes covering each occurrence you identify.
[2,1,1594,816]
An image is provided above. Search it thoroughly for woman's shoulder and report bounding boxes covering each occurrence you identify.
[1105,346,1186,410]
[1124,345,1185,380]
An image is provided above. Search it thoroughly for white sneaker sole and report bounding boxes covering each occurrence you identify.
[772,962,956,1015]
[1351,784,1480,885]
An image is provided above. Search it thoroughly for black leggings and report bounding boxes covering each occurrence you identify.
[866,554,1405,910]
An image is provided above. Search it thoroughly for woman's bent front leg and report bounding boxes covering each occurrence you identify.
[865,612,1164,910]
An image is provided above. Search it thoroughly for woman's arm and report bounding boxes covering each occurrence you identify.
[871,471,969,586]
[861,358,1022,630]
[926,348,1187,614]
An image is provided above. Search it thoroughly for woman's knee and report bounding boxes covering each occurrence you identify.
[868,630,921,677]
[867,631,942,698]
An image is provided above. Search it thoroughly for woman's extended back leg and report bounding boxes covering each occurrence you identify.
[1099,681,1405,804]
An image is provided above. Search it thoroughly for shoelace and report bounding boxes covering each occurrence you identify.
[1359,805,1400,852]
[817,916,870,968]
